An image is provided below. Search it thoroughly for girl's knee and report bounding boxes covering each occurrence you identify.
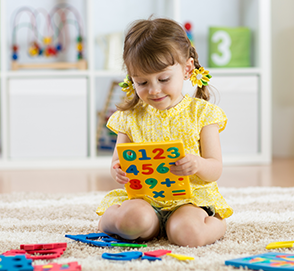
[167,219,206,247]
[114,200,158,238]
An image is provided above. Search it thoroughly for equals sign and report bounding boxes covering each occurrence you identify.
[172,190,186,196]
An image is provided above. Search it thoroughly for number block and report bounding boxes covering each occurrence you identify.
[208,26,251,68]
[117,140,191,201]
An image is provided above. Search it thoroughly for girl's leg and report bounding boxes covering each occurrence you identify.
[166,204,226,247]
[98,199,160,241]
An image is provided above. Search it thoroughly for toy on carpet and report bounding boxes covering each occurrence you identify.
[225,252,294,271]
[11,3,86,70]
[102,251,143,261]
[0,255,33,271]
[101,250,195,262]
[117,140,192,201]
[3,243,67,260]
[166,253,195,261]
[144,249,171,257]
[65,233,147,248]
[266,241,294,250]
[34,261,81,271]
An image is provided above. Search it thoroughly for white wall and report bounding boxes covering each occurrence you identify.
[272,0,294,158]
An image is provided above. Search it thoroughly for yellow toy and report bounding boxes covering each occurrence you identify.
[166,253,195,261]
[117,140,191,201]
[266,241,294,249]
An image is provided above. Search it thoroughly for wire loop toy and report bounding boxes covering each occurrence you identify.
[11,3,87,70]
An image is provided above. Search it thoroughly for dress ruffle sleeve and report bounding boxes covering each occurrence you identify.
[197,102,228,133]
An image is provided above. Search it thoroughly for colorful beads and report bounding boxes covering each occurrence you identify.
[12,44,18,60]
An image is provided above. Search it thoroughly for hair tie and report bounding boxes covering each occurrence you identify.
[119,75,135,98]
[190,67,212,88]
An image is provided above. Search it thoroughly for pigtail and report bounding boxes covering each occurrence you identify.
[116,91,141,111]
[189,47,210,101]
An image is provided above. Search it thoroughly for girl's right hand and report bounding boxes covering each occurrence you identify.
[113,162,130,185]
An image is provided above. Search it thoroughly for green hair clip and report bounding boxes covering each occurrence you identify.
[190,67,212,87]
[119,75,135,98]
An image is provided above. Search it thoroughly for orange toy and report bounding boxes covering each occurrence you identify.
[117,140,191,201]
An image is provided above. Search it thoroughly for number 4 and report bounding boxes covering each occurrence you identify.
[126,164,139,175]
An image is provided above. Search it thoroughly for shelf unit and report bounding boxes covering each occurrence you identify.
[0,0,271,170]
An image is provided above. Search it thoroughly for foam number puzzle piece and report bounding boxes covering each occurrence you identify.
[3,243,67,261]
[65,233,146,248]
[166,253,195,261]
[34,261,81,271]
[65,233,116,247]
[266,241,294,249]
[110,243,147,248]
[3,243,67,260]
[117,140,191,201]
[225,252,294,271]
[141,255,162,261]
[20,243,67,251]
[102,251,143,261]
[0,255,33,271]
[144,249,171,257]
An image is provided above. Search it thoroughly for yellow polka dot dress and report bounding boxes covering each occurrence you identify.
[96,94,233,219]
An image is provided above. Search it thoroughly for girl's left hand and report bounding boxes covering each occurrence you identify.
[169,154,201,176]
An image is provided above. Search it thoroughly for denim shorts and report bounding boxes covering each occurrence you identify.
[152,205,215,238]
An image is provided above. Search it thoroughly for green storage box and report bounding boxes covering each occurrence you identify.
[208,26,251,68]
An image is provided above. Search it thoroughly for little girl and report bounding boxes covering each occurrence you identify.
[96,17,233,247]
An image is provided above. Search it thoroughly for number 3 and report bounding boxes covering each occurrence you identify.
[211,30,232,66]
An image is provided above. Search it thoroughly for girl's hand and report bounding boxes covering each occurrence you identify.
[113,162,129,184]
[169,154,201,176]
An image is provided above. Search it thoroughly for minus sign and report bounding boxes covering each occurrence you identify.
[169,162,176,165]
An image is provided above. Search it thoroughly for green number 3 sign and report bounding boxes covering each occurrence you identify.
[209,26,251,68]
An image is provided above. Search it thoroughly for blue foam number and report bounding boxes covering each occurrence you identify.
[102,251,143,261]
[126,164,139,175]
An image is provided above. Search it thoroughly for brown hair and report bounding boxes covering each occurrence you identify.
[117,17,210,111]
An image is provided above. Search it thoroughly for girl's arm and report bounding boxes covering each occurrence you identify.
[170,123,223,182]
[110,132,132,184]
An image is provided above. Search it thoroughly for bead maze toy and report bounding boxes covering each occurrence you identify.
[10,3,86,70]
[184,22,194,47]
[117,140,192,201]
[225,253,294,271]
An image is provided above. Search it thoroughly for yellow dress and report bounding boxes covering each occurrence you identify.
[96,94,233,219]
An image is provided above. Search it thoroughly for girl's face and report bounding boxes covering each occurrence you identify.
[132,59,193,110]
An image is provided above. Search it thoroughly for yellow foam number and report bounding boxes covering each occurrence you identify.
[117,140,191,201]
[166,253,195,261]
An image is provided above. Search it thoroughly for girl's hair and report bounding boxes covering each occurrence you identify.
[117,17,210,111]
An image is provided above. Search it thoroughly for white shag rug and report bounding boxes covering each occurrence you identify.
[1,187,294,271]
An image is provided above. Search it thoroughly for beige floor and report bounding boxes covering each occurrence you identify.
[0,158,293,193]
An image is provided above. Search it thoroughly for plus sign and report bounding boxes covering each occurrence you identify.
[153,191,165,198]
[161,178,175,188]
